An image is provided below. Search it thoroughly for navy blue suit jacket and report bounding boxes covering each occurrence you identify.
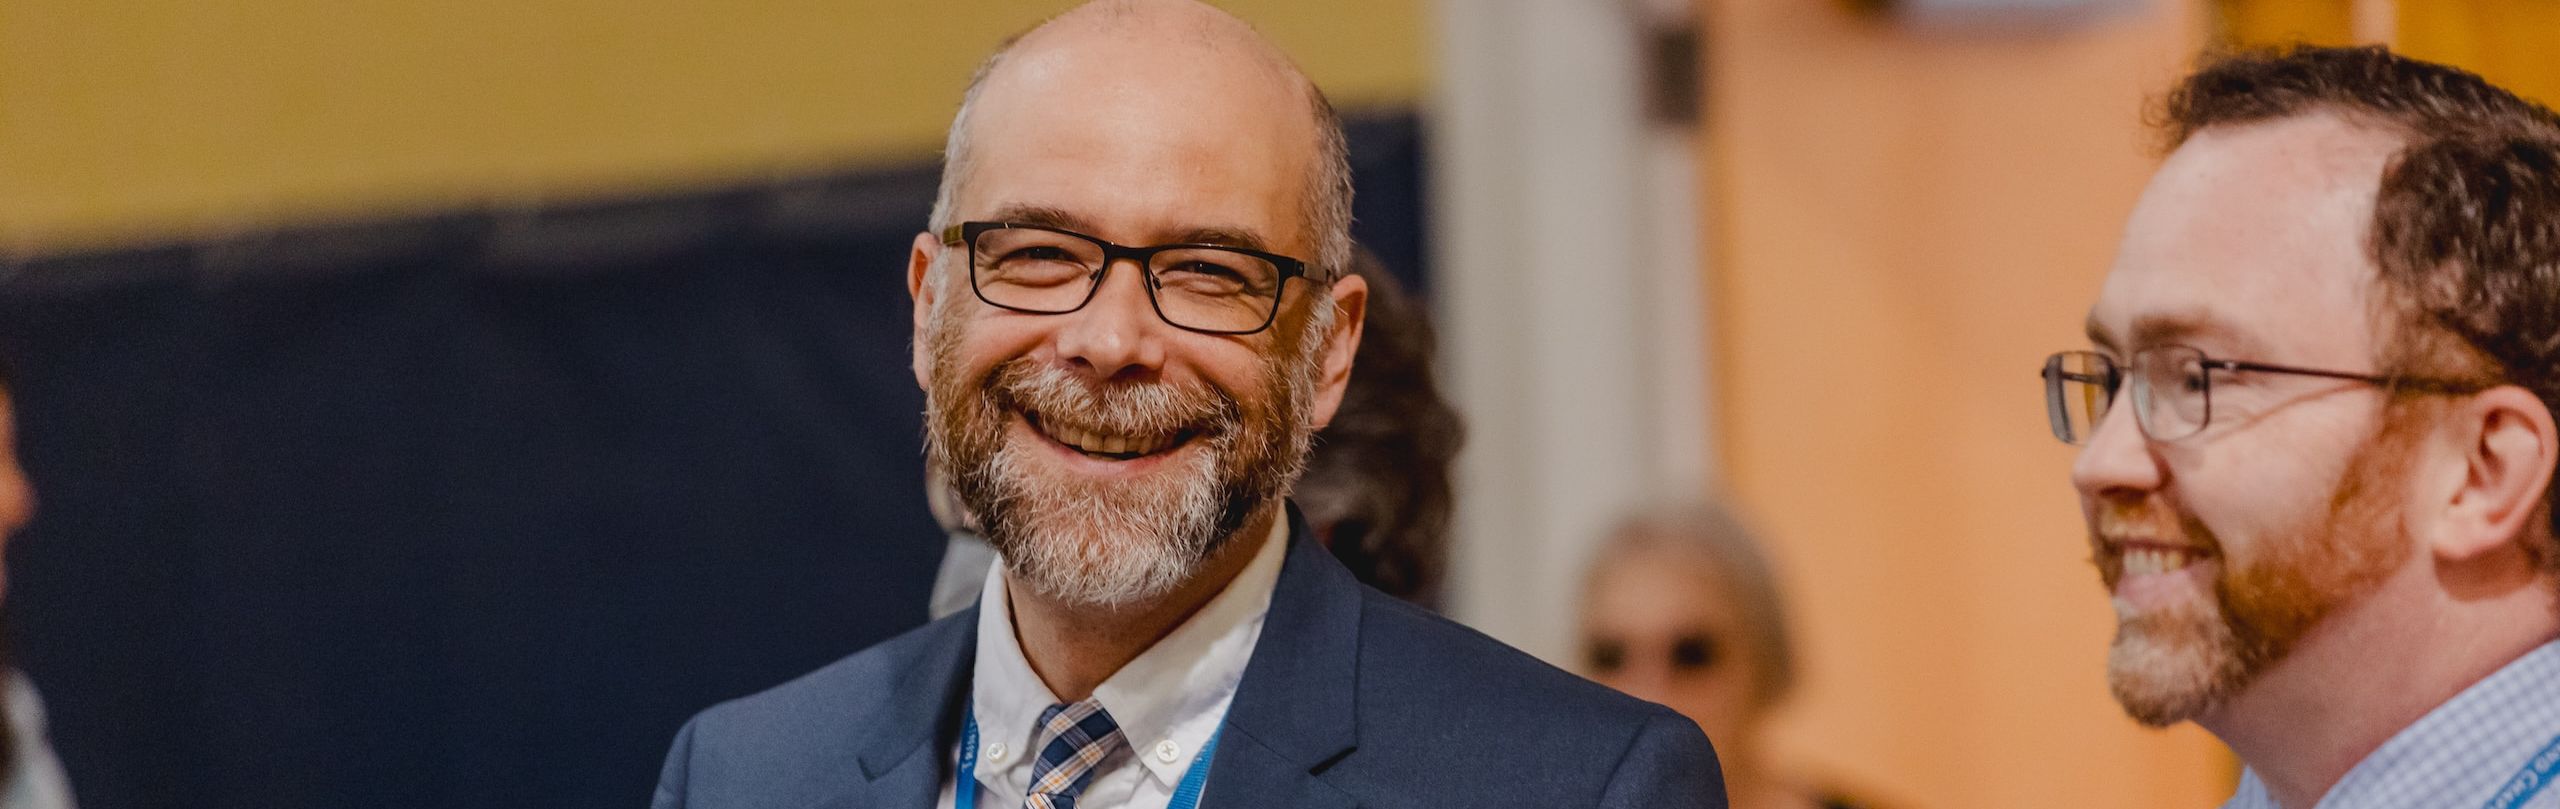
[653,511,1727,808]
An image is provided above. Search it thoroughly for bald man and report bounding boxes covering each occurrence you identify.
[649,2,1723,808]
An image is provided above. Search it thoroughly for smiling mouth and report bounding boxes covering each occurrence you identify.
[2110,541,2217,577]
[1024,411,1197,460]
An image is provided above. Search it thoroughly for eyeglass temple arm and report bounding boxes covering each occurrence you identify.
[2212,359,2489,393]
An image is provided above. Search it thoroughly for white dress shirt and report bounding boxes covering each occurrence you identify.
[3,671,74,809]
[936,514,1289,809]
[2222,639,2560,809]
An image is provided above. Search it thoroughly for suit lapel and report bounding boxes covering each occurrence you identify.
[1207,505,1363,809]
[850,506,1361,808]
[817,605,977,809]
[1203,722,1358,809]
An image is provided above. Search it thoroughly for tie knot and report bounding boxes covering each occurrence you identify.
[1025,699,1125,809]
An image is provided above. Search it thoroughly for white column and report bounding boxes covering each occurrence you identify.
[1431,0,1709,662]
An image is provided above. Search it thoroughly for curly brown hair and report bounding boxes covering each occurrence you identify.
[2158,45,2560,570]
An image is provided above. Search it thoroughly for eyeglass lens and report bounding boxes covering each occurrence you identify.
[971,226,1286,333]
[2133,346,2210,441]
[2044,352,2115,444]
[2043,346,2214,445]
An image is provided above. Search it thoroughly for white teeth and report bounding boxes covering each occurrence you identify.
[2122,548,2197,577]
[1037,417,1173,457]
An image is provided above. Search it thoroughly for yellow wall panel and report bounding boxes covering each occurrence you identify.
[2396,0,2560,109]
[2213,0,2560,109]
[2213,0,2354,46]
[0,1,1424,251]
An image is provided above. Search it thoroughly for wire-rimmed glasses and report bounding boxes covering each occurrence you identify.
[2039,345,2486,444]
[940,221,1316,335]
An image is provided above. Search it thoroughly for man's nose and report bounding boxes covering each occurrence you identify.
[1053,259,1168,381]
[2071,394,2165,500]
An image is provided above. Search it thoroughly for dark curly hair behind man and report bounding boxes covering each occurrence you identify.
[1296,248,1463,606]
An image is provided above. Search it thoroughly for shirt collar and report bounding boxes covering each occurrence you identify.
[968,562,1056,792]
[969,509,1293,789]
[2224,638,2560,809]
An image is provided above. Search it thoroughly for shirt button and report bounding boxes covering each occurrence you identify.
[986,742,1008,763]
[1153,740,1181,764]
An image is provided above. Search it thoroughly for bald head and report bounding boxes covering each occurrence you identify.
[1028,0,1299,75]
[927,0,1353,277]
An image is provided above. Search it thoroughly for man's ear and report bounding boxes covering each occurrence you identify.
[1306,274,1367,430]
[2432,386,2559,563]
[909,231,943,393]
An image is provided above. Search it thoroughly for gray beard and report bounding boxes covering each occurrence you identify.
[975,409,1248,610]
[925,343,1320,612]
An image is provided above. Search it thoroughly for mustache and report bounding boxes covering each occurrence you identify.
[983,360,1238,436]
[2090,500,2223,551]
[2087,498,2226,586]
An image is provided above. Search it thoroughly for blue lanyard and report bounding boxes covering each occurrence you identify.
[2483,732,2560,809]
[956,702,1224,809]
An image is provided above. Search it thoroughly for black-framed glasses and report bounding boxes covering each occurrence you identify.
[939,221,1316,335]
[2040,345,2487,445]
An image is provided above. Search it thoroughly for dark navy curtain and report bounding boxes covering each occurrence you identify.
[0,111,1423,809]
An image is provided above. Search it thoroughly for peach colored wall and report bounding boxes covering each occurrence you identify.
[1704,1,2232,807]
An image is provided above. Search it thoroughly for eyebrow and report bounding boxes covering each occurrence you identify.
[978,204,1279,254]
[983,204,1093,233]
[1169,226,1275,254]
[2086,310,2258,356]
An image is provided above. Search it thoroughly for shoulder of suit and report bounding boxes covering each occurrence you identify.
[1352,587,1684,729]
[690,609,971,738]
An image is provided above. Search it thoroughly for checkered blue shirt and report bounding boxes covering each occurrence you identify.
[2222,639,2560,809]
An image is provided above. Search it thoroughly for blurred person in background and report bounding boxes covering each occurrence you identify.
[0,360,75,809]
[653,2,1722,807]
[1580,502,1881,809]
[2049,45,2560,809]
[1292,247,1460,606]
[926,245,1463,618]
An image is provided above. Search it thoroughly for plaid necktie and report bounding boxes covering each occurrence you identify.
[1024,699,1126,809]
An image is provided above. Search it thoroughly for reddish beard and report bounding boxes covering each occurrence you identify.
[2099,414,2420,726]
